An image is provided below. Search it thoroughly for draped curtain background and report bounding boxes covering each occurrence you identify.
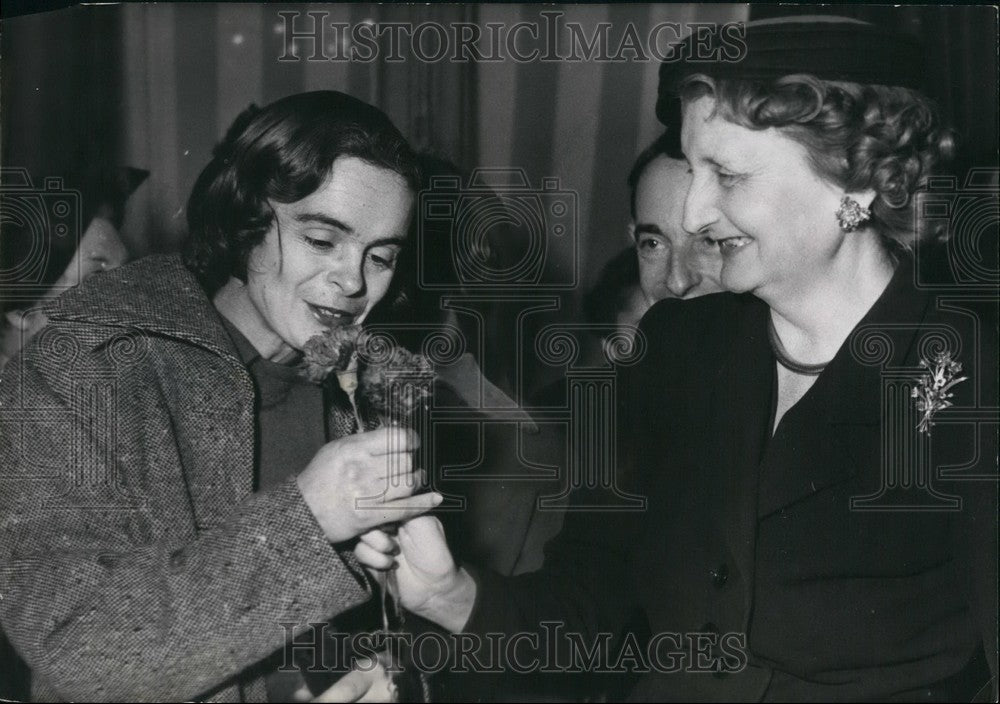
[117,2,748,288]
[0,4,123,295]
[3,3,994,294]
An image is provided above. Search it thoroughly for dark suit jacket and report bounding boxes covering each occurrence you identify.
[0,255,372,702]
[468,257,998,701]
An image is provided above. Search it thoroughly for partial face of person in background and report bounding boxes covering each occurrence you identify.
[1,214,131,371]
[55,214,130,288]
[630,155,723,303]
[231,156,413,356]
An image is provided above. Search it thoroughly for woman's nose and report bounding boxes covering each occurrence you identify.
[326,250,364,296]
[682,174,719,237]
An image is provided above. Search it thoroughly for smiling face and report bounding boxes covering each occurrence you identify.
[680,96,849,301]
[232,156,413,355]
[631,155,723,303]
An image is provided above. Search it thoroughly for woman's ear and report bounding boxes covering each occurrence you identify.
[848,189,878,211]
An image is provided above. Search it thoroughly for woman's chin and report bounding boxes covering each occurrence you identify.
[720,265,756,294]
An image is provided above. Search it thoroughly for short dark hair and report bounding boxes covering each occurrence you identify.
[183,91,420,294]
[626,128,683,220]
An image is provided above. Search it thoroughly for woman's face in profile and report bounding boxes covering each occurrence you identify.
[679,95,849,302]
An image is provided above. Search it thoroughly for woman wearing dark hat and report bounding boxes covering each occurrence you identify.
[355,17,997,701]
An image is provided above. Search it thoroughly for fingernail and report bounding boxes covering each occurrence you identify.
[432,492,443,504]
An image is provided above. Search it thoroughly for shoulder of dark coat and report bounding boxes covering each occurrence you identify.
[638,291,761,362]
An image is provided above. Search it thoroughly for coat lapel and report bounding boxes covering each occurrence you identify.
[45,254,240,363]
[757,256,932,518]
[47,254,258,528]
[169,354,257,530]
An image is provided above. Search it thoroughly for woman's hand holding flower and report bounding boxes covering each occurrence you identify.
[297,427,442,543]
[354,516,477,633]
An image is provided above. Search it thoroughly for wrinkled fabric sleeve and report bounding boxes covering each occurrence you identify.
[0,348,371,702]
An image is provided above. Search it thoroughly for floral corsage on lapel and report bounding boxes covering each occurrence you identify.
[300,324,434,702]
[911,350,967,435]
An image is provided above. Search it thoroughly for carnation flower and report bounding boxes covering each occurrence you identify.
[299,325,362,383]
[300,326,435,427]
[359,343,435,425]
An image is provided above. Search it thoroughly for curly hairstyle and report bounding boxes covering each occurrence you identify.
[183,91,420,294]
[678,73,954,252]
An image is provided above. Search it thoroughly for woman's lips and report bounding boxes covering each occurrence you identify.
[307,302,356,326]
[716,235,753,252]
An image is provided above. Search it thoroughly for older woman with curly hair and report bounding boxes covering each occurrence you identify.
[355,17,997,701]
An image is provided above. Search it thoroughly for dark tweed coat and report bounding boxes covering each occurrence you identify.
[0,254,372,702]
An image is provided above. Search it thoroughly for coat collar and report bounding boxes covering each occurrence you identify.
[753,255,933,516]
[41,256,260,523]
[43,253,239,363]
[820,254,931,426]
[707,256,935,575]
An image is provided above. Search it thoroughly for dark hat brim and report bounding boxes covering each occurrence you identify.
[656,17,925,126]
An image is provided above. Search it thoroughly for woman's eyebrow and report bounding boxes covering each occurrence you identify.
[293,211,408,247]
[368,236,407,247]
[294,212,353,233]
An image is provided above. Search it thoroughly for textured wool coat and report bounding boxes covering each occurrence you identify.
[0,254,372,702]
